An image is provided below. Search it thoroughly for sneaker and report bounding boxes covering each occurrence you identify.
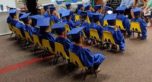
[95,67,101,73]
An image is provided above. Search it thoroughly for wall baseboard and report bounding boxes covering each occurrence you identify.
[0,32,12,36]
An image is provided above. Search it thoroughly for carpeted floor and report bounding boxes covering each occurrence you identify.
[0,27,152,82]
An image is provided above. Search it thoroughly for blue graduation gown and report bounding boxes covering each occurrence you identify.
[15,21,26,31]
[15,21,26,36]
[67,20,80,29]
[50,15,60,23]
[77,10,82,15]
[70,44,105,67]
[39,32,55,51]
[7,16,13,24]
[25,25,38,36]
[131,18,147,39]
[80,21,90,38]
[103,26,125,50]
[89,23,103,38]
[87,10,93,18]
[44,12,50,17]
[39,32,55,43]
[117,14,131,35]
[55,37,72,55]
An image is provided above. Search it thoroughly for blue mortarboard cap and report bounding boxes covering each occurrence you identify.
[72,0,78,3]
[116,6,126,11]
[78,4,83,9]
[52,22,66,29]
[30,15,44,20]
[94,5,102,11]
[81,11,87,16]
[92,13,100,19]
[58,8,67,14]
[20,13,30,19]
[61,10,71,17]
[104,6,113,11]
[9,9,17,14]
[50,6,55,11]
[104,14,117,20]
[37,17,50,27]
[66,3,71,8]
[85,4,91,10]
[44,4,54,10]
[68,27,85,35]
[132,8,141,15]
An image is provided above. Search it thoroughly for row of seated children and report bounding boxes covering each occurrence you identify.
[7,9,105,73]
[7,3,147,52]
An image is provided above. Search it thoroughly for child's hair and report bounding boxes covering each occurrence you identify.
[107,20,116,26]
[117,11,124,15]
[39,26,48,33]
[22,19,29,24]
[134,14,140,18]
[66,15,71,21]
[71,33,83,44]
[93,18,99,23]
[55,28,65,35]
[31,18,37,27]
[10,13,16,19]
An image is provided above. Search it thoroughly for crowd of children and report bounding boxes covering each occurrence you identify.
[6,3,148,75]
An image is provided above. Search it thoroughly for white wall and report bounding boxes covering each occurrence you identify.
[0,0,16,11]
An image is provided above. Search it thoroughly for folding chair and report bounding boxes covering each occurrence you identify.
[102,31,119,51]
[69,51,97,80]
[130,21,141,37]
[75,14,80,21]
[8,24,15,37]
[42,39,54,54]
[55,42,69,62]
[50,21,55,27]
[41,39,55,58]
[86,16,91,24]
[116,19,125,31]
[103,20,108,26]
[32,34,42,48]
[14,27,25,40]
[90,29,101,42]
[32,34,43,55]
[65,24,71,33]
[24,31,33,43]
[89,29,102,46]
[97,21,101,26]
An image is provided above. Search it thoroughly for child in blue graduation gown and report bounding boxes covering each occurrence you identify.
[131,8,147,40]
[20,13,38,36]
[43,5,50,17]
[104,14,125,51]
[116,6,131,36]
[85,4,93,17]
[80,11,90,38]
[7,9,18,26]
[76,4,84,15]
[65,10,80,29]
[89,13,103,38]
[37,17,55,51]
[52,23,72,56]
[68,27,105,72]
[65,3,75,21]
[94,5,104,25]
[49,6,60,23]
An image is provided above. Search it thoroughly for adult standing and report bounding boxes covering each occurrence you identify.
[119,0,134,18]
[134,0,147,8]
[107,0,122,10]
[25,0,38,15]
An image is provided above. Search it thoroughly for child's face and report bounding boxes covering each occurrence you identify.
[28,19,32,25]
